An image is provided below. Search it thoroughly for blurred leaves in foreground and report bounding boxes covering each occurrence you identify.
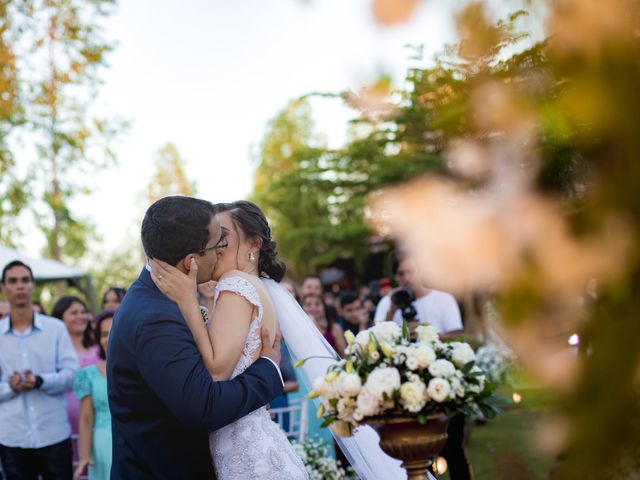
[366,1,640,478]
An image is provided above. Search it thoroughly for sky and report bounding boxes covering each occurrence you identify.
[59,0,459,259]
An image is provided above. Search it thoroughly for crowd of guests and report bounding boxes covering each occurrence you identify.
[1,248,473,480]
[0,260,125,480]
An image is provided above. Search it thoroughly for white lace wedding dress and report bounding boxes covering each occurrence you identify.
[208,276,308,480]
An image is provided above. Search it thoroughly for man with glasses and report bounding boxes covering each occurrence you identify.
[195,235,228,314]
[108,195,283,480]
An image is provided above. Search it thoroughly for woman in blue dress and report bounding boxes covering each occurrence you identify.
[73,309,115,480]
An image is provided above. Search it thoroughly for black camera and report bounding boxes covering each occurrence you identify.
[391,288,417,321]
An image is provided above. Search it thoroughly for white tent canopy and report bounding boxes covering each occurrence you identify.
[0,245,87,282]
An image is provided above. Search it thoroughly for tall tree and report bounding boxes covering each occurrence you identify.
[22,0,121,261]
[146,142,196,203]
[250,14,560,279]
[251,99,335,277]
[0,2,28,246]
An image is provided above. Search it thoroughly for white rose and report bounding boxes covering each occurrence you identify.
[399,380,428,412]
[450,342,476,368]
[355,330,370,350]
[336,372,362,397]
[427,378,452,403]
[371,322,402,344]
[370,350,381,362]
[352,408,364,421]
[406,355,419,371]
[428,359,456,378]
[364,366,401,400]
[416,324,439,343]
[313,377,329,396]
[356,386,380,416]
[414,345,436,369]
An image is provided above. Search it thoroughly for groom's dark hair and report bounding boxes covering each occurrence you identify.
[141,196,215,266]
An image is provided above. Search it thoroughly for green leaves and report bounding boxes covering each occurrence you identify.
[250,24,556,279]
[475,394,510,419]
[0,0,123,261]
[461,361,476,375]
[320,415,337,428]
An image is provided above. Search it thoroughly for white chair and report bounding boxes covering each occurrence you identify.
[269,397,308,443]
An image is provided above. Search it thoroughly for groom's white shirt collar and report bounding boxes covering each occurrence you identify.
[143,263,284,387]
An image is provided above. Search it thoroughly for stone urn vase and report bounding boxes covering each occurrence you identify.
[366,415,450,480]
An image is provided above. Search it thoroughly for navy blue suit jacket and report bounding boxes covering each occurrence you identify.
[107,268,283,479]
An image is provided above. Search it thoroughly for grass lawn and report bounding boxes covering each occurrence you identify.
[465,409,556,480]
[439,384,558,480]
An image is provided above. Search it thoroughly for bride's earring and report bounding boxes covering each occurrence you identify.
[249,252,256,263]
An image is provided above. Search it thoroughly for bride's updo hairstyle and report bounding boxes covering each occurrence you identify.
[215,200,287,282]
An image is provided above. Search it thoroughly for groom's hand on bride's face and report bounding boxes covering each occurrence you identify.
[259,326,281,367]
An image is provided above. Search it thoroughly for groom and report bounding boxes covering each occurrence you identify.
[107,196,284,479]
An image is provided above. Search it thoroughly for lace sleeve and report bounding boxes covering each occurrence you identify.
[213,275,265,379]
[73,367,91,400]
[214,276,262,313]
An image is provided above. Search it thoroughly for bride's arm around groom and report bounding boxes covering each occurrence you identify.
[107,196,284,480]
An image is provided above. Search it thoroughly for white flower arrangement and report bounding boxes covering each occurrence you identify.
[474,341,517,386]
[304,322,505,435]
[291,437,355,480]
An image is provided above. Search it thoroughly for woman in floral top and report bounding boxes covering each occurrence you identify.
[73,309,115,480]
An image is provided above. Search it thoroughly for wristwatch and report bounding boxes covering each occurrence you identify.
[34,375,44,389]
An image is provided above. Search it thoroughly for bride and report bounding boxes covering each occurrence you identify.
[152,200,411,480]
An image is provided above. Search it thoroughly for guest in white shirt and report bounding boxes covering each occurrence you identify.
[0,260,79,480]
[374,251,470,480]
[374,251,464,340]
[373,252,413,323]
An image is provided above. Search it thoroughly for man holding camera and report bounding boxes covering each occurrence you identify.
[373,252,472,480]
[373,252,464,340]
